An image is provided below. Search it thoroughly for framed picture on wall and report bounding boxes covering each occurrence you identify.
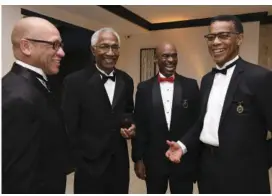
[140,48,157,82]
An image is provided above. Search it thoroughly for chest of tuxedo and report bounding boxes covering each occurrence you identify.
[78,76,128,132]
[145,80,198,140]
[201,71,267,154]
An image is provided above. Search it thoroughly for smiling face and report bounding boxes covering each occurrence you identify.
[207,21,243,67]
[155,43,178,77]
[30,29,65,75]
[91,31,119,73]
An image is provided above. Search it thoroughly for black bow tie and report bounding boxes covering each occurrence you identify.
[100,72,116,83]
[212,60,238,75]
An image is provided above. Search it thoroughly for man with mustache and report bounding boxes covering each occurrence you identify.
[166,15,272,193]
[132,42,200,193]
[2,17,71,193]
[62,27,135,193]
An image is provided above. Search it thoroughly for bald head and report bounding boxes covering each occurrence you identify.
[155,42,177,57]
[155,42,178,77]
[11,17,65,75]
[11,17,58,47]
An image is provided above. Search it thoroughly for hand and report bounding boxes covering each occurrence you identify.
[134,160,146,180]
[120,124,136,139]
[165,140,183,163]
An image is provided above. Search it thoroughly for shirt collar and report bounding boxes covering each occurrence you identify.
[95,64,115,76]
[15,60,47,81]
[159,72,175,78]
[216,55,239,70]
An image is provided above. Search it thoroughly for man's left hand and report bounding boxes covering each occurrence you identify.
[120,124,136,139]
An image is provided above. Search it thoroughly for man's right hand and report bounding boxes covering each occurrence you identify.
[165,140,183,163]
[134,160,146,180]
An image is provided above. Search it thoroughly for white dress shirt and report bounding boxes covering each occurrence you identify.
[96,64,116,105]
[159,72,174,130]
[178,55,239,153]
[15,59,49,89]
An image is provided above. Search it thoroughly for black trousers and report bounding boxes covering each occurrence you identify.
[37,174,67,194]
[74,154,129,194]
[197,143,221,194]
[146,172,193,194]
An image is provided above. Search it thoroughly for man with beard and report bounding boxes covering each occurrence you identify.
[132,42,200,193]
[62,27,135,194]
[166,15,272,193]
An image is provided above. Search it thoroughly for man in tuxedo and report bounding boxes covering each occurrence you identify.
[2,17,71,193]
[166,15,272,193]
[62,27,135,194]
[132,42,200,193]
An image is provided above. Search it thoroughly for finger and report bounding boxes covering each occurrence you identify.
[165,150,171,158]
[121,129,129,138]
[128,124,136,131]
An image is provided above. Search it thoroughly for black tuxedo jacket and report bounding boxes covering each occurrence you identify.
[132,73,200,179]
[2,63,71,193]
[62,64,134,176]
[181,58,272,193]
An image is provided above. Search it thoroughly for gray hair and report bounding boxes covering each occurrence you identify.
[91,27,121,47]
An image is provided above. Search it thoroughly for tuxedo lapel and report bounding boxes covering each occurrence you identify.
[87,69,112,109]
[219,59,244,127]
[201,72,215,118]
[152,76,168,128]
[169,75,182,130]
[11,63,49,96]
[112,71,125,109]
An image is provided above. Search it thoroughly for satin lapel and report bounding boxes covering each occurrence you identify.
[11,63,49,96]
[87,69,112,109]
[169,75,182,130]
[201,72,215,118]
[112,71,125,109]
[219,60,244,127]
[152,76,168,128]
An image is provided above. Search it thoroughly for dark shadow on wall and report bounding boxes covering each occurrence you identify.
[21,8,94,104]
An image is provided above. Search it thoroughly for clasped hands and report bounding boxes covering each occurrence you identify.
[120,124,136,139]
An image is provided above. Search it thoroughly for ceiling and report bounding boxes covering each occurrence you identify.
[55,5,272,35]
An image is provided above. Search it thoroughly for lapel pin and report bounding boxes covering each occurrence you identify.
[236,101,244,114]
[182,100,188,108]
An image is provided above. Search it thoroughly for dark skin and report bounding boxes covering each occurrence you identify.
[91,31,119,74]
[207,21,243,67]
[155,42,178,77]
[165,21,244,164]
[91,30,135,139]
[134,42,178,180]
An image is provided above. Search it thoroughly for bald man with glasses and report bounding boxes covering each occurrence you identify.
[2,17,71,193]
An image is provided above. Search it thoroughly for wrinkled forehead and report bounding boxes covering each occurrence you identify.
[209,21,236,33]
[97,31,119,45]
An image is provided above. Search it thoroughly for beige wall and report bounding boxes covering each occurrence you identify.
[259,24,272,70]
[2,5,260,86]
[118,22,260,87]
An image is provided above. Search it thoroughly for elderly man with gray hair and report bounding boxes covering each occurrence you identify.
[62,27,135,193]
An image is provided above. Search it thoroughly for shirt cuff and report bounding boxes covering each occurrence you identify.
[177,140,187,154]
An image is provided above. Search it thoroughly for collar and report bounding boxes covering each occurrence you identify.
[95,64,115,76]
[159,72,175,78]
[15,59,47,81]
[216,55,239,70]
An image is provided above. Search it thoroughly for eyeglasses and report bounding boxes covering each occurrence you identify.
[26,38,64,50]
[94,44,120,53]
[204,32,240,42]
